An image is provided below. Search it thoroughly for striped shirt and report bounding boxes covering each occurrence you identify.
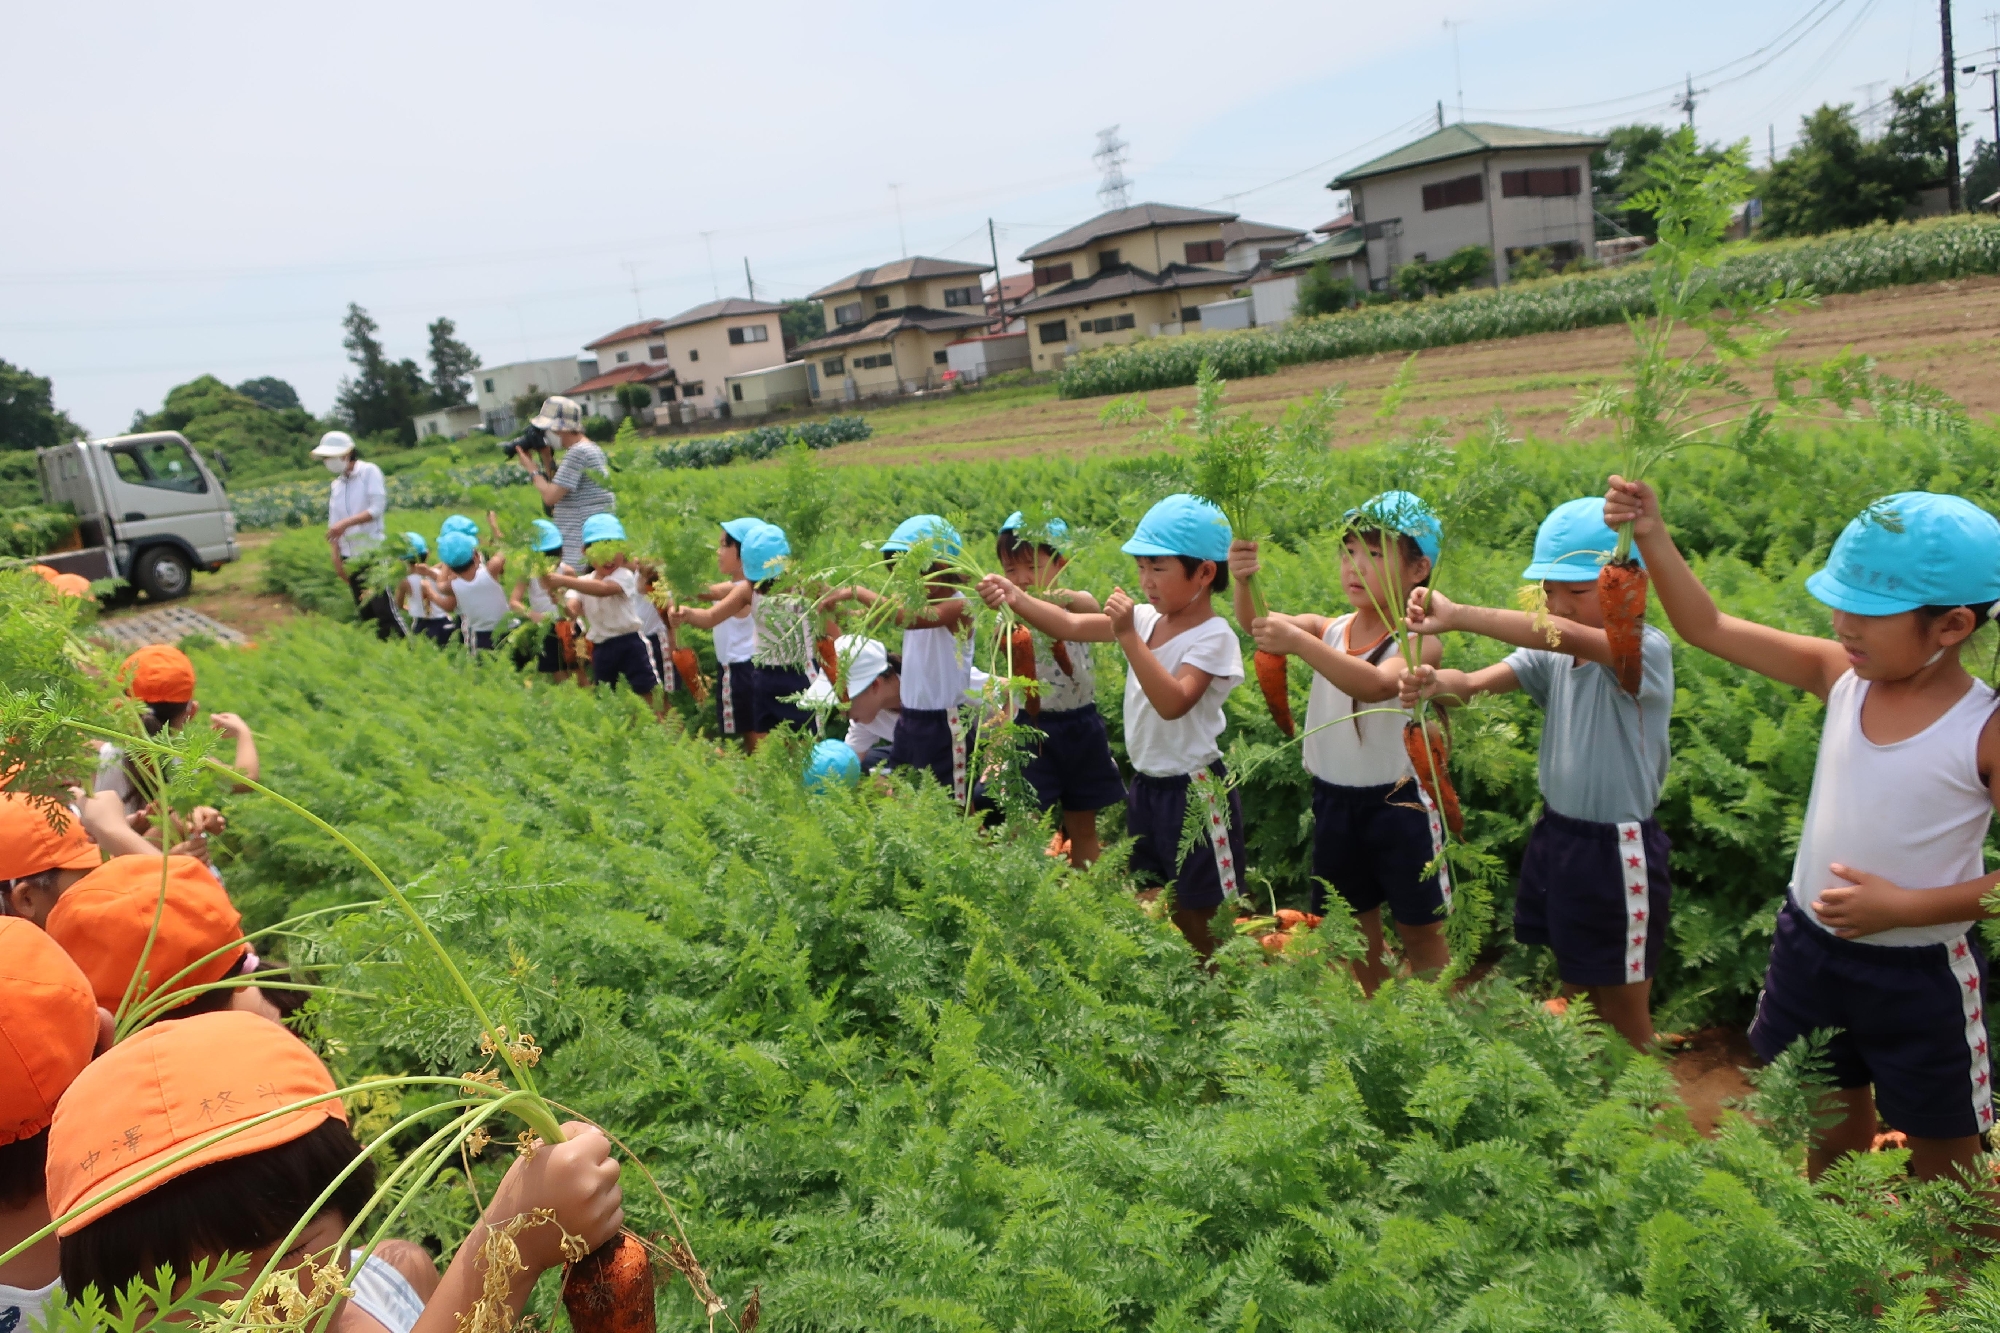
[551,443,615,566]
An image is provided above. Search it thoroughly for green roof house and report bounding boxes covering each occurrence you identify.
[1328,122,1606,292]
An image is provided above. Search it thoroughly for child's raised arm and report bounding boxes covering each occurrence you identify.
[1405,588,1615,668]
[822,584,968,631]
[977,573,1114,642]
[1606,476,1848,698]
[546,570,625,598]
[672,581,751,629]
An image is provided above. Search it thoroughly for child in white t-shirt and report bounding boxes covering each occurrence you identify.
[985,494,1244,956]
[544,514,659,704]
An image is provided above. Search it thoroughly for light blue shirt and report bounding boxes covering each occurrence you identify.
[1504,624,1673,825]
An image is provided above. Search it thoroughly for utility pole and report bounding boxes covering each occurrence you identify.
[700,232,719,300]
[1769,123,1777,165]
[888,184,907,257]
[619,260,643,318]
[743,257,755,301]
[1944,0,1963,211]
[1676,74,1697,130]
[1443,19,1466,123]
[987,218,1005,333]
[1092,128,1131,210]
[1436,100,1444,131]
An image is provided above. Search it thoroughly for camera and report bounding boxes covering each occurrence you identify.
[500,423,556,473]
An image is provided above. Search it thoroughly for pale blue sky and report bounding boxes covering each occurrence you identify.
[3,0,1987,435]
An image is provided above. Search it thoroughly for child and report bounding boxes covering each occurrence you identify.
[389,533,445,641]
[49,1010,619,1333]
[668,519,760,744]
[94,646,258,863]
[1607,478,2000,1182]
[0,793,103,926]
[740,522,816,752]
[425,531,510,654]
[544,514,660,703]
[0,917,100,1333]
[509,519,578,680]
[983,494,1244,956]
[977,512,1123,867]
[1400,497,1672,1050]
[803,635,901,770]
[1230,491,1450,993]
[631,563,675,691]
[826,516,976,801]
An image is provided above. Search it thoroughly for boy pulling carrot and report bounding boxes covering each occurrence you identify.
[1608,477,2000,1183]
[1401,497,1674,1050]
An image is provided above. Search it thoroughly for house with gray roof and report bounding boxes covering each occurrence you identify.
[792,255,993,403]
[1330,122,1607,290]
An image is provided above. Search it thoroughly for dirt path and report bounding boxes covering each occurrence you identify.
[1668,1027,1759,1137]
[833,275,2000,466]
[96,530,297,644]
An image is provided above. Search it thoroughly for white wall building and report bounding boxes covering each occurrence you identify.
[474,357,597,435]
[1330,123,1606,290]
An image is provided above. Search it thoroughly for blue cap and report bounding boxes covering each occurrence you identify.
[580,512,626,546]
[740,521,791,582]
[1346,490,1442,560]
[1121,494,1231,562]
[437,531,478,569]
[721,517,763,544]
[531,519,563,553]
[401,531,428,559]
[804,738,861,792]
[440,514,479,539]
[881,514,962,558]
[1521,497,1635,582]
[1001,511,1070,544]
[1806,492,2000,616]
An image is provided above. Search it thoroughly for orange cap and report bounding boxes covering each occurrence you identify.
[0,793,104,882]
[44,855,246,1013]
[46,1011,346,1234]
[121,645,196,705]
[0,917,100,1146]
[28,564,61,584]
[51,573,94,599]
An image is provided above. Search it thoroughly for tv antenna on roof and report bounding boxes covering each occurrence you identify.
[1094,126,1131,210]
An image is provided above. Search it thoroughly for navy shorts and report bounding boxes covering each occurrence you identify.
[715,660,755,737]
[462,628,495,653]
[889,707,977,797]
[1750,902,1994,1140]
[1310,778,1450,926]
[1018,705,1126,813]
[413,617,453,646]
[1127,762,1246,914]
[591,631,659,695]
[644,632,669,688]
[1515,807,1671,986]
[752,665,812,733]
[535,625,568,674]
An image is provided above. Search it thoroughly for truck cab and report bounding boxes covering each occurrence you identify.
[35,432,237,599]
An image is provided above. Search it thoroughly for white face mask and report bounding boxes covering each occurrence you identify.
[323,456,347,474]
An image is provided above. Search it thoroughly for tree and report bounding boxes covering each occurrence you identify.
[1967,140,2000,210]
[333,303,428,443]
[780,299,825,348]
[1593,125,1671,238]
[614,383,653,421]
[130,376,327,483]
[0,361,85,452]
[1292,259,1355,318]
[1762,83,1956,237]
[1394,245,1491,299]
[425,318,479,408]
[234,376,301,412]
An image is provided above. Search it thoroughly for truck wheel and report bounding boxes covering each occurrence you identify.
[133,546,193,600]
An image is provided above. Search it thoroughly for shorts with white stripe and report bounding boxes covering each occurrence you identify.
[1514,807,1672,987]
[1751,902,1993,1140]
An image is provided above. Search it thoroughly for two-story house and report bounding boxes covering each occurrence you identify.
[573,298,788,424]
[1330,123,1607,290]
[1007,203,1296,370]
[474,356,597,435]
[792,257,993,404]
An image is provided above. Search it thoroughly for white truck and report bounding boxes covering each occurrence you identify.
[33,432,237,599]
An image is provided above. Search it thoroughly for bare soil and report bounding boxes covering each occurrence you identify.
[1668,1026,1759,1137]
[96,530,297,644]
[835,275,2000,467]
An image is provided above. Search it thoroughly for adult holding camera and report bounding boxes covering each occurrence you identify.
[311,430,396,639]
[514,395,614,569]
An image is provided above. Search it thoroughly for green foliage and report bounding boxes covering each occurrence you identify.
[0,357,86,452]
[646,415,872,471]
[1292,259,1355,318]
[781,298,827,347]
[425,317,480,408]
[1394,244,1492,299]
[0,502,78,559]
[582,414,616,443]
[232,462,526,530]
[132,374,330,484]
[1763,83,1959,238]
[258,526,360,620]
[1966,140,2000,214]
[1054,214,2000,398]
[335,303,431,444]
[234,375,302,412]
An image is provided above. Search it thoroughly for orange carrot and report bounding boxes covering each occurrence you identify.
[1254,650,1294,738]
[672,648,705,702]
[1259,933,1288,954]
[1011,627,1040,717]
[1402,720,1464,837]
[1274,909,1306,929]
[816,636,846,702]
[1597,560,1648,696]
[1050,640,1075,677]
[562,1231,657,1333]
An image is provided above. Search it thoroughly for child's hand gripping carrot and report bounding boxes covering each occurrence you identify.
[1229,540,1295,736]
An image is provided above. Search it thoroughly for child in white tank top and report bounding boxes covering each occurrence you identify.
[668,519,760,742]
[1608,478,2000,1183]
[426,531,510,653]
[1227,491,1449,994]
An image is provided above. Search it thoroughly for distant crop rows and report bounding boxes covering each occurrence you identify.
[1054,215,2000,399]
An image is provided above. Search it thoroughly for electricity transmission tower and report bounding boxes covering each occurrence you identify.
[1094,127,1131,211]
